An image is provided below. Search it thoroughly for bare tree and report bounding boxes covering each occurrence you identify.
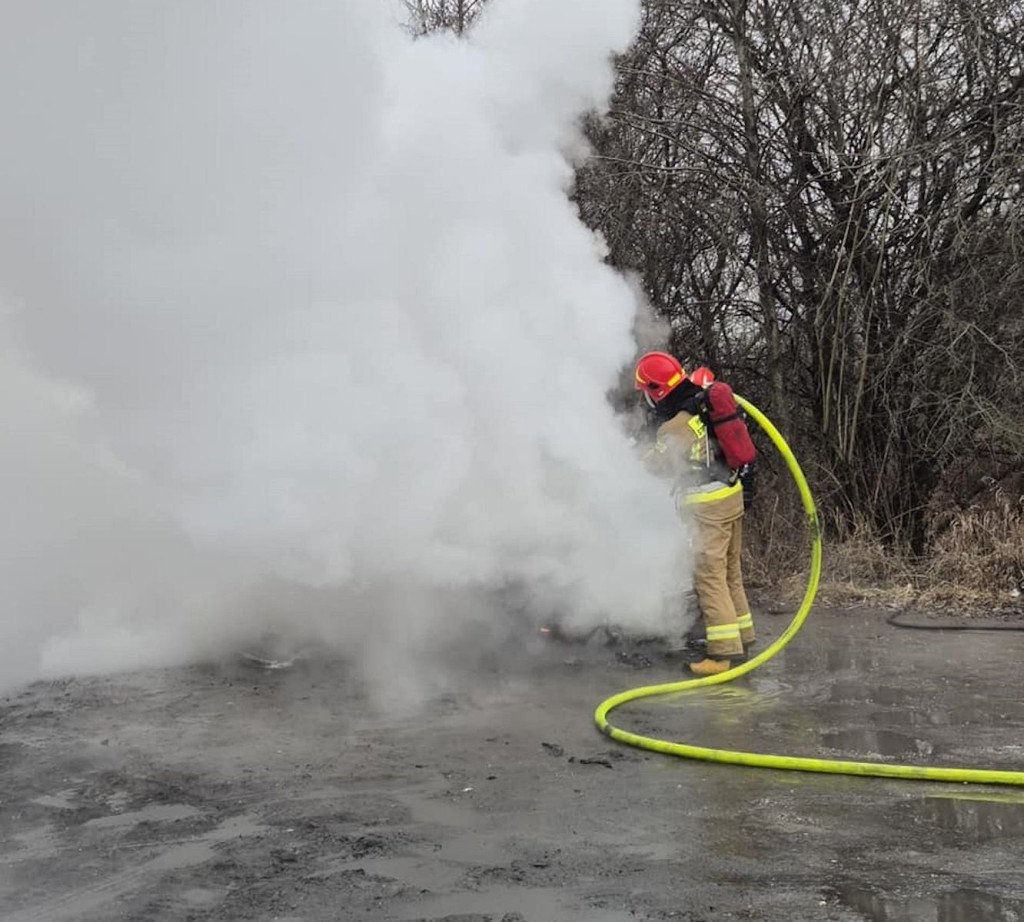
[578,0,1024,548]
[403,0,486,35]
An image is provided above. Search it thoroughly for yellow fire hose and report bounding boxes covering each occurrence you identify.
[594,396,1024,786]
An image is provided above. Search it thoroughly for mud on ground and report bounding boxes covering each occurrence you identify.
[3,606,1024,922]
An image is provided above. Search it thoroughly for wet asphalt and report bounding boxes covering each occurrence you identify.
[1,603,1023,921]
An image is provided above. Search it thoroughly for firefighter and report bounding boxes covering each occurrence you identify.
[634,352,755,676]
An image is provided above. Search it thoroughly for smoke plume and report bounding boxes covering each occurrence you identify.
[0,0,689,690]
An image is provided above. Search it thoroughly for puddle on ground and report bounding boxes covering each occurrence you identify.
[4,813,268,922]
[181,887,224,908]
[3,825,59,864]
[334,854,466,892]
[204,813,268,842]
[820,728,938,759]
[686,683,786,713]
[30,790,77,810]
[328,785,510,886]
[909,796,1024,842]
[83,804,201,829]
[435,830,508,867]
[394,884,638,921]
[828,683,914,708]
[823,682,962,715]
[619,840,680,861]
[835,884,1024,921]
[399,788,478,829]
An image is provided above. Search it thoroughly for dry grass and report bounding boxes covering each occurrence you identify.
[923,495,1024,592]
[742,476,1024,611]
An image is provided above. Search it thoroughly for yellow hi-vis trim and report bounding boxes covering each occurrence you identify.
[679,481,742,504]
[636,370,683,389]
[706,624,741,640]
[737,613,754,629]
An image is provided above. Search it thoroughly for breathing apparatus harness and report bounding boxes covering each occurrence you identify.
[643,376,756,505]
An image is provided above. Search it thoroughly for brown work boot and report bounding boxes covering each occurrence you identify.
[687,656,739,676]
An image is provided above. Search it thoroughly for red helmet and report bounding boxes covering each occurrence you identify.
[634,351,685,404]
[690,366,715,388]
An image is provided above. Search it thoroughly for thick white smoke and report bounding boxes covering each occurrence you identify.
[0,0,690,689]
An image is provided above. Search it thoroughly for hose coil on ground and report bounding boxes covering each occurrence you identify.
[594,396,1024,787]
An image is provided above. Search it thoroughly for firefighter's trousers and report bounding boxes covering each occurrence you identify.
[682,482,754,658]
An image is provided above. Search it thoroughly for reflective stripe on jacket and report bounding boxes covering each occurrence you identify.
[642,407,736,503]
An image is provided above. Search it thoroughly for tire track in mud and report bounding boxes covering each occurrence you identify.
[4,814,265,922]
